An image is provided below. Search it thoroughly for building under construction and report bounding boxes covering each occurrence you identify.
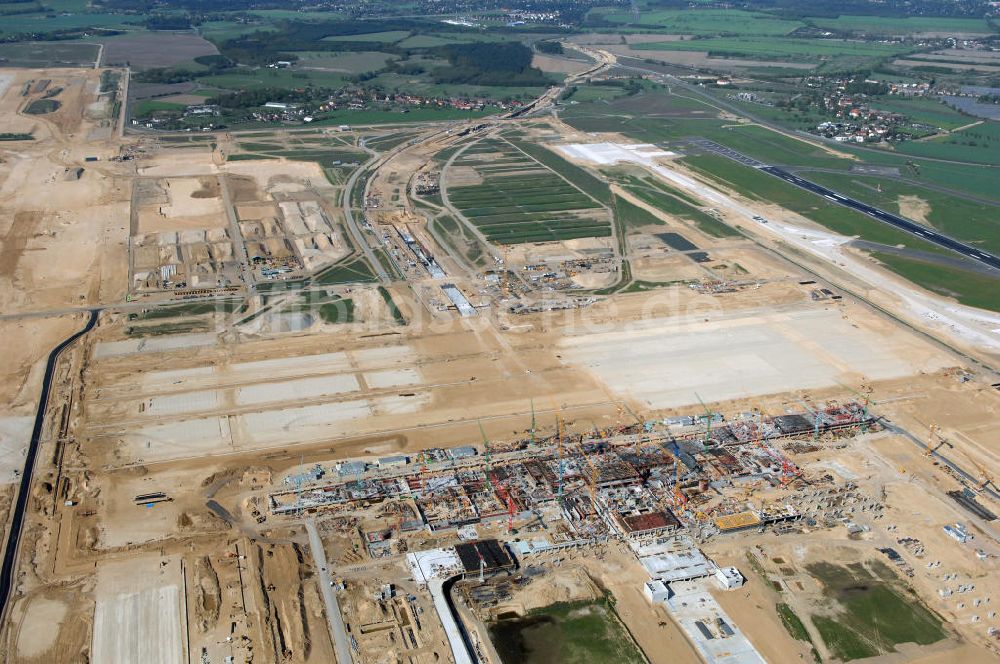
[269,401,878,542]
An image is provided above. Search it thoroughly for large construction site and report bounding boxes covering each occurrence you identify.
[3,48,1000,664]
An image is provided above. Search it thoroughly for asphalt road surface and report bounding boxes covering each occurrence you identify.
[693,139,1000,271]
[305,519,354,664]
[0,309,99,622]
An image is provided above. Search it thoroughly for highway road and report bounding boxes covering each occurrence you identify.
[692,139,1000,271]
[0,309,99,622]
[342,156,391,283]
[305,519,354,664]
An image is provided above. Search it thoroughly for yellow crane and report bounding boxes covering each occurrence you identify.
[972,458,995,490]
[500,245,511,298]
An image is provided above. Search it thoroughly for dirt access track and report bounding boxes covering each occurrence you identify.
[4,59,1000,664]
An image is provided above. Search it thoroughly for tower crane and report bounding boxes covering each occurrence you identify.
[971,459,995,490]
[695,392,715,447]
[479,421,517,532]
[923,423,953,457]
[529,398,536,447]
[757,404,800,484]
[479,421,492,472]
[798,398,824,441]
[556,413,566,499]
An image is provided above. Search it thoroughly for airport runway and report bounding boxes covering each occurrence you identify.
[691,139,1000,272]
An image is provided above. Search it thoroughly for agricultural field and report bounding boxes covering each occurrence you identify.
[0,10,131,36]
[810,14,997,36]
[0,41,100,67]
[866,96,974,131]
[590,8,804,36]
[97,33,219,70]
[631,37,914,62]
[446,138,612,244]
[294,51,397,73]
[322,30,412,43]
[195,68,349,91]
[894,120,1000,165]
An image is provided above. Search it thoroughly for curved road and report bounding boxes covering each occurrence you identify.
[0,309,99,622]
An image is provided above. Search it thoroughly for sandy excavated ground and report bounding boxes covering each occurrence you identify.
[6,64,1000,664]
[0,68,129,314]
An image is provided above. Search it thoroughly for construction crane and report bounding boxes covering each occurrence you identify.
[757,405,799,485]
[923,423,954,457]
[479,420,516,532]
[798,398,825,441]
[479,421,492,472]
[674,465,687,505]
[500,245,512,298]
[489,472,517,533]
[474,544,487,582]
[971,459,995,490]
[840,382,874,432]
[631,409,648,457]
[556,412,566,499]
[529,398,537,447]
[695,393,714,447]
[579,443,601,489]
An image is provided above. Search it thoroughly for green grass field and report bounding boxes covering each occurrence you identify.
[632,37,912,61]
[377,286,407,325]
[622,179,739,238]
[806,562,946,661]
[895,120,1000,165]
[490,599,646,664]
[197,68,348,91]
[23,98,60,114]
[321,30,411,43]
[133,99,186,116]
[682,154,949,250]
[867,97,973,131]
[509,140,614,204]
[0,41,100,66]
[811,14,996,35]
[595,8,804,36]
[561,89,1000,203]
[0,10,131,36]
[450,174,610,243]
[614,195,665,230]
[134,300,241,320]
[313,258,377,285]
[867,252,1000,311]
[318,298,355,323]
[775,604,812,643]
[804,171,1000,255]
[447,138,612,244]
[295,51,397,73]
